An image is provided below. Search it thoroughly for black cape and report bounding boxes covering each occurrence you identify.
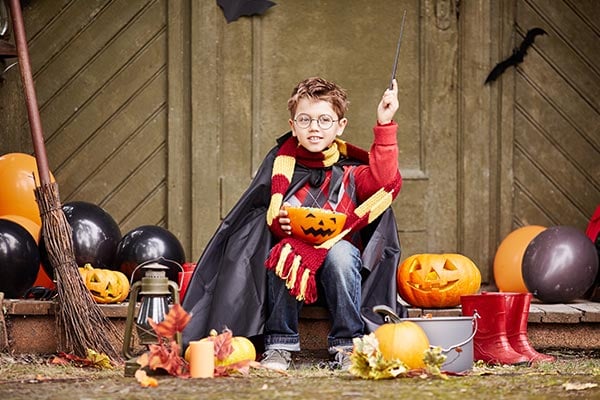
[182,132,407,347]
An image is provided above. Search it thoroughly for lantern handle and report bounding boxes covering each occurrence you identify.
[129,257,185,286]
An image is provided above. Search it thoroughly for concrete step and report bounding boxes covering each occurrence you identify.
[1,297,598,355]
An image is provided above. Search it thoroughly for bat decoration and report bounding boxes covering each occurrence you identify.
[217,0,276,24]
[484,27,547,84]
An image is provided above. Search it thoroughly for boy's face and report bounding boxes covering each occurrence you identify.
[289,98,347,153]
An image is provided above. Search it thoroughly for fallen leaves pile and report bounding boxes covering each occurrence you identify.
[134,304,259,387]
[349,333,448,380]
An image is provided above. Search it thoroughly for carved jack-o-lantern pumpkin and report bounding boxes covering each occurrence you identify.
[79,263,130,304]
[397,253,481,308]
[286,206,347,245]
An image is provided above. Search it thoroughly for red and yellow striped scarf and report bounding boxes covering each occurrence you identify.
[265,135,399,303]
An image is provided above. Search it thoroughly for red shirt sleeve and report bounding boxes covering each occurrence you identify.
[354,122,402,202]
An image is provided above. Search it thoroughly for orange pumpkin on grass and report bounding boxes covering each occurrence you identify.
[374,321,430,370]
[285,206,347,245]
[185,334,256,367]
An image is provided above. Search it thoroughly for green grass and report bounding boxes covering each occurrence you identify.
[0,350,599,400]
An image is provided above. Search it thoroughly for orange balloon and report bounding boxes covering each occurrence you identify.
[494,225,546,292]
[0,214,41,243]
[0,153,55,226]
[32,264,55,289]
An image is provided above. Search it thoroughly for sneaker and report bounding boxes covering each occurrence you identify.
[333,350,352,371]
[260,349,292,371]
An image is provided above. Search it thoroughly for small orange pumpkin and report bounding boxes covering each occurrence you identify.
[185,335,256,367]
[374,321,430,369]
[285,206,347,245]
[78,263,130,304]
[397,253,481,308]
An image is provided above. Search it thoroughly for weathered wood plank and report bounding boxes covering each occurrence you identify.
[59,77,167,199]
[516,77,600,182]
[514,110,597,220]
[44,31,167,163]
[534,303,583,323]
[33,0,153,105]
[38,1,166,138]
[103,142,166,226]
[65,90,166,207]
[166,0,192,253]
[458,0,494,280]
[220,17,253,218]
[189,0,221,257]
[519,0,599,110]
[570,302,600,323]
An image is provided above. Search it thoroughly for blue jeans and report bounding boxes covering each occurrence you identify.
[264,240,364,354]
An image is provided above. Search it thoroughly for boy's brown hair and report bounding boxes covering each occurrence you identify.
[287,77,349,119]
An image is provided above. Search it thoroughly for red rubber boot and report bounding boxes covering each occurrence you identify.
[461,292,529,365]
[505,293,555,363]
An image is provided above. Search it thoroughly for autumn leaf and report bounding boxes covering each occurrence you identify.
[86,349,113,369]
[134,304,192,379]
[135,369,159,388]
[50,355,70,366]
[349,334,448,380]
[209,329,234,362]
[146,340,189,378]
[147,303,191,339]
[50,351,112,369]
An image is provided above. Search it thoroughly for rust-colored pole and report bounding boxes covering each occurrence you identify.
[8,0,51,185]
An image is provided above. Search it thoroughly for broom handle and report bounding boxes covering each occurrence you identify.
[8,0,52,186]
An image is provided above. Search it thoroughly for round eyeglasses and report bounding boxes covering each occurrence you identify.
[293,113,339,130]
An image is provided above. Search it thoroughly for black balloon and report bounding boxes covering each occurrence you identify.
[41,201,121,278]
[522,225,599,303]
[0,219,40,298]
[114,225,185,283]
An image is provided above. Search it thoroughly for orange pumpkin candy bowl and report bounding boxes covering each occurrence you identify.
[285,206,347,245]
[397,253,481,308]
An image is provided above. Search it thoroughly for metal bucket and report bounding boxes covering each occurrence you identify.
[401,315,478,373]
[373,305,478,373]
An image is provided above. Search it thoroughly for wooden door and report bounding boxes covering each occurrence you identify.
[186,0,464,271]
[507,0,599,230]
[0,0,170,237]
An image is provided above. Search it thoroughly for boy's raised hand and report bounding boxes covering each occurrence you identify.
[377,78,399,125]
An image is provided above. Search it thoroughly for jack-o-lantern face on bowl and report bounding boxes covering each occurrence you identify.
[397,253,481,308]
[285,206,347,245]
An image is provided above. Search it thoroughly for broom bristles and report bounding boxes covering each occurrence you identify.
[35,182,122,362]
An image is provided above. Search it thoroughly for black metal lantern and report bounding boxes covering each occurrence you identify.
[122,260,180,376]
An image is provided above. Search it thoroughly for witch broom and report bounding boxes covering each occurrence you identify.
[8,0,122,361]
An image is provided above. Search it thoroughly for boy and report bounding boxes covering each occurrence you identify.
[182,77,404,371]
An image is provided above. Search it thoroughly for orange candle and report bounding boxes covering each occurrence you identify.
[189,340,214,378]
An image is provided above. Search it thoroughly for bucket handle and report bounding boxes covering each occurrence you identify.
[438,311,479,354]
[372,305,480,355]
[372,304,403,323]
